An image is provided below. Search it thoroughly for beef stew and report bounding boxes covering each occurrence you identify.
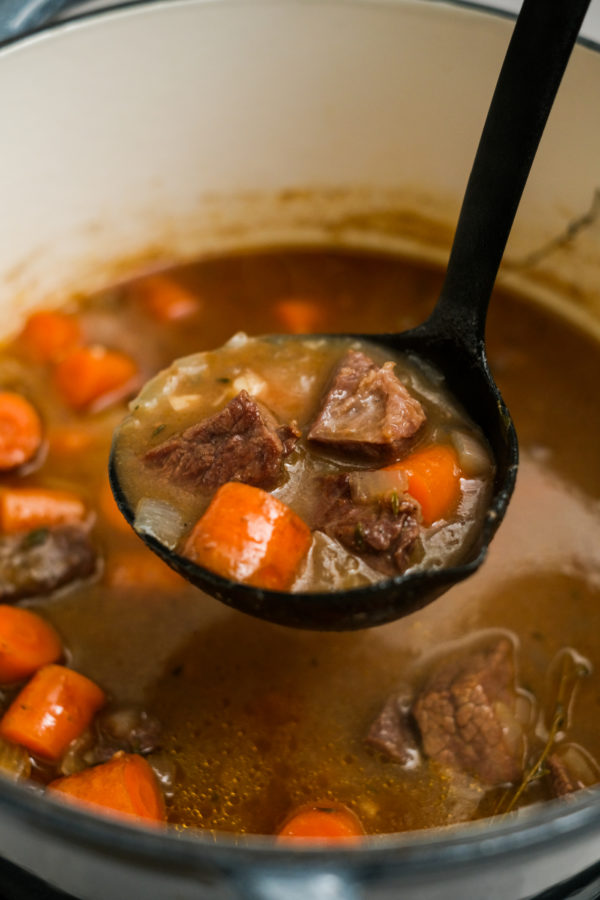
[0,248,596,837]
[112,333,493,590]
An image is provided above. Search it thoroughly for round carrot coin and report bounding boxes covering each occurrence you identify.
[0,392,43,470]
[0,606,63,683]
[277,803,364,842]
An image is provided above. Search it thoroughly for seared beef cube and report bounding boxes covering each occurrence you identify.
[90,707,162,763]
[547,754,579,797]
[412,639,527,786]
[143,390,300,491]
[366,690,420,765]
[308,350,425,460]
[0,524,97,601]
[547,747,600,798]
[313,473,420,576]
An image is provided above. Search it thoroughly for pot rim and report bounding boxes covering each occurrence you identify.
[1,0,600,872]
[2,0,600,55]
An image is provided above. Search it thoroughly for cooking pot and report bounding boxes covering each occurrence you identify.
[1,1,600,897]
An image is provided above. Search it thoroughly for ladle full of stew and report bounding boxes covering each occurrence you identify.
[109,0,590,630]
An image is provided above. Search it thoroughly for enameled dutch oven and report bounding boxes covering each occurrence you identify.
[1,1,600,897]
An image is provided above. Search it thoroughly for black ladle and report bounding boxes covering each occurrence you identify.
[110,0,590,631]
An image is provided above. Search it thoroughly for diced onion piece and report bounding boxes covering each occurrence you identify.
[232,370,266,397]
[224,332,249,349]
[0,737,31,781]
[134,498,184,550]
[294,531,379,592]
[348,468,409,505]
[167,394,201,412]
[58,730,93,777]
[172,353,208,377]
[450,431,492,477]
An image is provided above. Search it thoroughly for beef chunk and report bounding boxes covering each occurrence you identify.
[547,753,580,797]
[412,639,526,786]
[547,746,600,798]
[0,524,97,601]
[308,350,426,460]
[90,707,162,764]
[312,473,420,575]
[366,690,420,765]
[143,390,300,491]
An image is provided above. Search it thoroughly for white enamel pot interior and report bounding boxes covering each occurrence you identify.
[1,2,600,899]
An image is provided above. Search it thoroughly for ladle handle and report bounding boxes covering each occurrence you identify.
[430,0,591,351]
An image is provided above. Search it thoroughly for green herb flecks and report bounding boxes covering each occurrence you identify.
[20,528,50,550]
[354,523,366,550]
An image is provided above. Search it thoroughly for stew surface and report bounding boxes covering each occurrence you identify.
[0,248,598,836]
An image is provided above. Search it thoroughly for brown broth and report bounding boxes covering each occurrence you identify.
[1,248,599,835]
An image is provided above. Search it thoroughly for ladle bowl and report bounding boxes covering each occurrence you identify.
[109,321,516,630]
[109,0,589,630]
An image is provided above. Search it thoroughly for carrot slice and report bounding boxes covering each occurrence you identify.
[0,392,43,471]
[48,753,166,823]
[0,606,63,683]
[0,664,105,761]
[274,298,325,334]
[54,346,138,411]
[47,425,96,457]
[391,444,462,526]
[104,550,185,590]
[277,804,364,842]
[183,482,311,591]
[20,310,82,363]
[129,275,199,322]
[0,487,86,533]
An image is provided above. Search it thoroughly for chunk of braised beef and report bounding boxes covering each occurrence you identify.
[0,524,97,601]
[312,473,420,576]
[546,746,600,798]
[143,390,300,491]
[307,349,426,460]
[88,707,162,764]
[365,690,420,765]
[547,753,580,797]
[412,639,527,786]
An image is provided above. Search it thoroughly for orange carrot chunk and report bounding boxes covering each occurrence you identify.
[48,753,166,823]
[20,310,82,363]
[0,664,105,761]
[0,487,87,533]
[274,298,325,334]
[54,346,138,411]
[277,804,364,842]
[392,444,462,527]
[0,606,63,683]
[183,482,311,591]
[47,425,97,457]
[105,549,185,590]
[0,392,43,471]
[129,274,199,322]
